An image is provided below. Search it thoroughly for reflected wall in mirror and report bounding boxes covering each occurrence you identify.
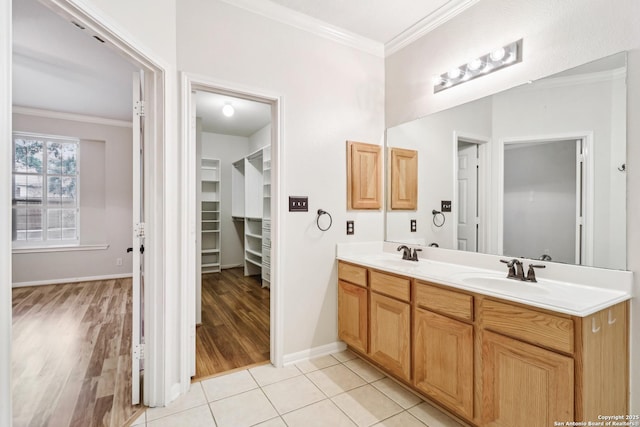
[385,52,627,270]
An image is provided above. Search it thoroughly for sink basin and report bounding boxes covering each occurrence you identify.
[367,256,421,271]
[458,275,549,296]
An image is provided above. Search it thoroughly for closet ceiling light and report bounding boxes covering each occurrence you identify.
[433,39,523,93]
[222,104,235,117]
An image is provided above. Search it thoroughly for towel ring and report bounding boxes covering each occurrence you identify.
[317,209,332,231]
[432,210,445,228]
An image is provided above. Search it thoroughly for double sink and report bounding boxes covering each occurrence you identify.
[339,252,629,316]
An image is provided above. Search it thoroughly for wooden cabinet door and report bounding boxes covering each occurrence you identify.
[390,147,418,210]
[347,141,382,209]
[370,292,410,380]
[338,280,368,353]
[414,309,473,419]
[482,331,574,427]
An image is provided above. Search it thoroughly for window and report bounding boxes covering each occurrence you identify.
[12,132,80,247]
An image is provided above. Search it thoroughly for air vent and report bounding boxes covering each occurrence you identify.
[93,35,106,43]
[71,21,85,30]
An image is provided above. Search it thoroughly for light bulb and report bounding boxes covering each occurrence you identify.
[222,104,234,117]
[490,47,506,62]
[447,67,463,79]
[467,58,483,72]
[432,75,445,86]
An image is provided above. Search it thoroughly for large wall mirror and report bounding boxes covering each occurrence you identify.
[385,52,627,270]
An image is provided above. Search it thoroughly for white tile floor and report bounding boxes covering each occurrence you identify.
[130,350,467,427]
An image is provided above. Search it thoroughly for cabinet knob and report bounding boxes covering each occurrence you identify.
[591,317,601,333]
[608,310,617,325]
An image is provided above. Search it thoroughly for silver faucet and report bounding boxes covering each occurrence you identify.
[397,245,422,261]
[501,259,546,282]
[500,258,525,280]
[526,264,546,282]
[397,245,411,260]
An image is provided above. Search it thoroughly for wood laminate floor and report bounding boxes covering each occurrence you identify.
[12,278,140,427]
[195,268,270,379]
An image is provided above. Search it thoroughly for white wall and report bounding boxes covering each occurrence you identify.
[11,112,133,284]
[178,0,385,356]
[386,96,492,247]
[385,0,640,410]
[249,124,271,154]
[200,131,249,268]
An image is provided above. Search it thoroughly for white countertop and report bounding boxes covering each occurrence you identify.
[337,250,631,317]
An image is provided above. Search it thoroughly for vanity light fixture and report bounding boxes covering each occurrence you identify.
[433,39,523,93]
[222,104,235,117]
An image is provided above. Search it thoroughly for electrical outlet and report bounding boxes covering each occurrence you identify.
[410,219,417,232]
[116,257,123,266]
[346,220,354,235]
[441,200,452,212]
[289,196,308,212]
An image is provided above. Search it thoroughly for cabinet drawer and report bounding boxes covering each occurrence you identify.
[482,299,574,354]
[338,262,367,288]
[370,270,410,302]
[415,281,473,321]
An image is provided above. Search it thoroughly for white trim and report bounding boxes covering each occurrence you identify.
[385,0,480,56]
[12,273,133,288]
[12,243,109,254]
[282,342,347,366]
[0,0,13,424]
[511,67,627,93]
[497,132,594,265]
[38,0,171,408]
[180,73,285,390]
[12,106,133,128]
[217,0,383,57]
[221,263,244,270]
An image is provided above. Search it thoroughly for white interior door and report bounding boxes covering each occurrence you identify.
[131,71,145,405]
[457,142,478,252]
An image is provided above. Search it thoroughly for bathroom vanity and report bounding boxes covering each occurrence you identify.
[336,248,630,427]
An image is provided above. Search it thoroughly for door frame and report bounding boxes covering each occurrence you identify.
[452,131,490,254]
[180,73,284,385]
[1,0,172,410]
[497,132,594,265]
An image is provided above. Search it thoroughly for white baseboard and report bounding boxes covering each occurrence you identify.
[221,263,243,270]
[282,341,347,366]
[12,273,134,288]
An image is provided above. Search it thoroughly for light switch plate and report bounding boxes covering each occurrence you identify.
[410,219,417,232]
[441,200,452,212]
[346,220,354,235]
[289,196,308,212]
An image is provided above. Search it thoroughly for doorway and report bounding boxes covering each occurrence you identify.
[453,133,488,253]
[182,79,281,381]
[501,137,589,264]
[193,90,272,379]
[4,0,169,420]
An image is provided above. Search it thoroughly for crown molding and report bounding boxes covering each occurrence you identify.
[218,0,384,57]
[12,106,132,128]
[385,0,480,56]
[510,67,626,93]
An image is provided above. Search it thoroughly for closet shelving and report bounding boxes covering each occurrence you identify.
[262,146,271,288]
[201,158,221,273]
[232,147,272,281]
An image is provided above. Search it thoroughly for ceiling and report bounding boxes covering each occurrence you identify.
[11,0,475,126]
[267,0,452,44]
[12,0,138,122]
[196,91,271,137]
